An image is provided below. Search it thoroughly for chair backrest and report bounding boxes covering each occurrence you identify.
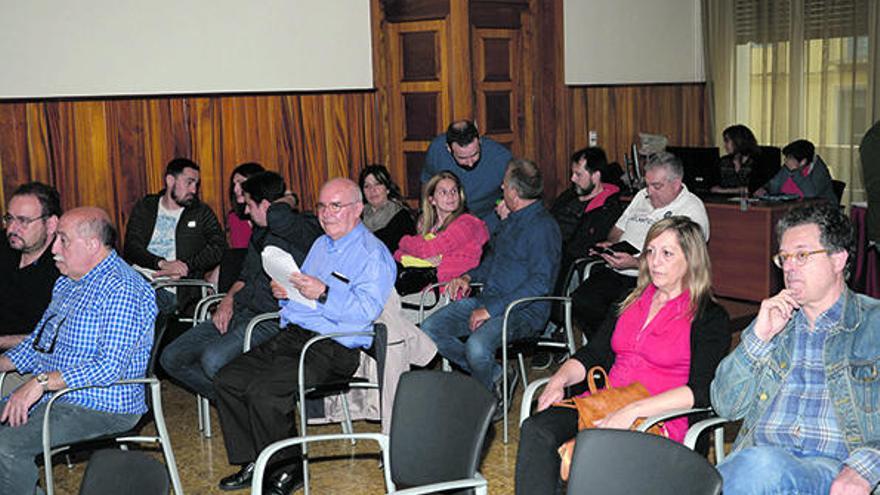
[78,449,169,495]
[389,370,496,490]
[832,179,846,204]
[566,429,722,495]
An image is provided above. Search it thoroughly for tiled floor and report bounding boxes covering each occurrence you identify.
[48,368,543,494]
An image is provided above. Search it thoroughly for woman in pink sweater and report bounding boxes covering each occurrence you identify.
[394,172,489,290]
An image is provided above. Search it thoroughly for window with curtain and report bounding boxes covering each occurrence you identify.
[705,0,878,204]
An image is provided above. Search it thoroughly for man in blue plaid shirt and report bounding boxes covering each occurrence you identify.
[0,207,157,494]
[712,203,880,494]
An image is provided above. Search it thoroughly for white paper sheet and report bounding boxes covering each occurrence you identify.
[261,246,316,309]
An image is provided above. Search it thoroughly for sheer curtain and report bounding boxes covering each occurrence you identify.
[703,0,879,204]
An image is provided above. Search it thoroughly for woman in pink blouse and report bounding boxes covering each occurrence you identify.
[394,172,489,293]
[516,216,731,494]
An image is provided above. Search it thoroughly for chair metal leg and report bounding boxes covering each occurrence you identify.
[196,395,204,432]
[340,393,357,445]
[517,352,529,389]
[151,382,185,495]
[201,396,212,438]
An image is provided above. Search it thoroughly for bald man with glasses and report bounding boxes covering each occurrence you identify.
[0,207,157,494]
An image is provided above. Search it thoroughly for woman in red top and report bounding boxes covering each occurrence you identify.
[515,216,731,495]
[394,172,489,294]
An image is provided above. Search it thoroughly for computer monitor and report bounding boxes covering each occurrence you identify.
[665,146,721,194]
[750,146,782,193]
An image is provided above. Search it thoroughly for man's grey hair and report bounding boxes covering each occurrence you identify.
[776,203,854,277]
[644,151,684,181]
[505,158,543,200]
[76,215,117,249]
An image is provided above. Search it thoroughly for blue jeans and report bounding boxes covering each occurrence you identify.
[718,446,841,494]
[159,310,280,400]
[0,401,140,494]
[420,297,537,391]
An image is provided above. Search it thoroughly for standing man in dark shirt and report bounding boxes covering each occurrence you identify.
[0,182,62,394]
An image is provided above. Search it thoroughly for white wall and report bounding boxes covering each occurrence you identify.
[564,0,704,85]
[0,0,374,98]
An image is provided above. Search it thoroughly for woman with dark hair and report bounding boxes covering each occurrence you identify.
[515,216,731,495]
[227,162,266,248]
[393,172,489,294]
[359,164,415,253]
[711,124,761,195]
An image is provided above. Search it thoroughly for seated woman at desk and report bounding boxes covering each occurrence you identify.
[394,171,489,295]
[710,124,760,195]
[514,216,730,495]
[753,139,837,203]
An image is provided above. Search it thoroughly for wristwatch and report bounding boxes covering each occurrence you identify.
[317,286,329,305]
[35,372,49,393]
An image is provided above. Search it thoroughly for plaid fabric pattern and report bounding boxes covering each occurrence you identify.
[5,251,157,415]
[748,297,880,483]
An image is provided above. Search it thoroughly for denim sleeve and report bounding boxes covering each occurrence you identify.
[710,322,774,420]
[741,326,775,361]
[845,447,880,487]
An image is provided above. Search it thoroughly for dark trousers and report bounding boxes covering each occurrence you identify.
[515,406,579,495]
[214,325,361,465]
[570,266,636,338]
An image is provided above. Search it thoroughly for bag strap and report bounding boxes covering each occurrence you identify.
[586,366,608,394]
[552,398,578,410]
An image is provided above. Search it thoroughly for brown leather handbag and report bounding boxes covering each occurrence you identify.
[553,366,667,481]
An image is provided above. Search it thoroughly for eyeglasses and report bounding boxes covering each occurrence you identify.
[772,249,829,268]
[316,201,358,214]
[32,314,66,354]
[2,213,47,228]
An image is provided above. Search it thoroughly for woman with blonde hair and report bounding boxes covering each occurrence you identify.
[394,171,488,294]
[516,216,731,495]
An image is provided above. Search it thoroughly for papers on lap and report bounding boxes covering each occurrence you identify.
[261,246,316,309]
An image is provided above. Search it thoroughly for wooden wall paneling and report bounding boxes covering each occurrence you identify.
[188,97,222,214]
[387,19,450,198]
[106,99,149,239]
[449,0,473,120]
[518,6,537,164]
[530,0,568,200]
[473,28,520,154]
[0,104,29,211]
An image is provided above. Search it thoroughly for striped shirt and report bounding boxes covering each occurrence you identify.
[5,251,157,415]
[748,295,880,483]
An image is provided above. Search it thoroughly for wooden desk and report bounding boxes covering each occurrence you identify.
[705,199,801,301]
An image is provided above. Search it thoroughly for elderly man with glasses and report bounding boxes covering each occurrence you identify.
[0,182,63,397]
[0,207,157,494]
[711,203,880,495]
[212,178,395,495]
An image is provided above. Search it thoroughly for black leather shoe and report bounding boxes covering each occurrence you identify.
[218,462,255,491]
[264,464,305,495]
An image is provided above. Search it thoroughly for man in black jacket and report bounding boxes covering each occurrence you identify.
[123,158,226,311]
[533,147,622,369]
[159,171,322,401]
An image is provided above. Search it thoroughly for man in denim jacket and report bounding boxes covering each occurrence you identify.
[711,203,880,494]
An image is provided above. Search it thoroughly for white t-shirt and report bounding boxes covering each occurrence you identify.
[614,184,710,277]
[147,200,184,261]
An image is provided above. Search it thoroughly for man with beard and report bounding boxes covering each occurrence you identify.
[421,120,512,225]
[0,182,62,394]
[124,158,225,312]
[532,147,622,369]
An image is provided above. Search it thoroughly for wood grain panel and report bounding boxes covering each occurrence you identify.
[0,91,381,249]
